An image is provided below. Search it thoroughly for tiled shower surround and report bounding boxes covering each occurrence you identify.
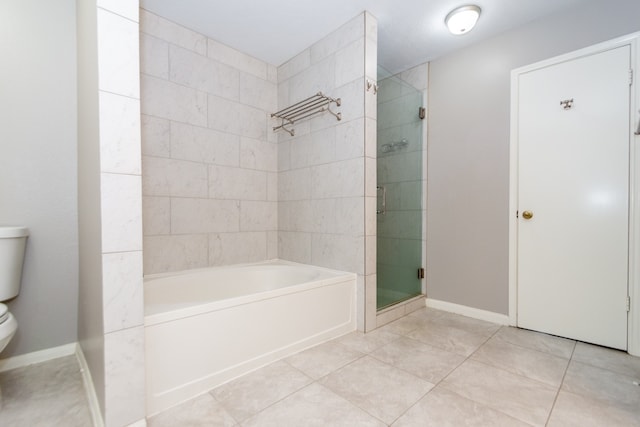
[140,9,278,273]
[276,12,378,331]
[140,10,378,328]
[77,2,145,426]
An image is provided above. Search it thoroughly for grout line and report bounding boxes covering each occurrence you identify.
[494,332,575,360]
[429,326,547,425]
[98,6,139,26]
[432,325,500,386]
[317,352,388,425]
[378,316,499,424]
[463,326,577,386]
[98,87,141,102]
[141,69,273,111]
[544,340,577,426]
[410,322,559,423]
[242,352,367,424]
[242,369,315,425]
[465,351,563,391]
[388,385,431,425]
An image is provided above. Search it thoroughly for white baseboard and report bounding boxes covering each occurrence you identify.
[75,344,105,427]
[0,342,76,372]
[426,298,510,325]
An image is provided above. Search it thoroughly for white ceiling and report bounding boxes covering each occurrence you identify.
[140,0,587,74]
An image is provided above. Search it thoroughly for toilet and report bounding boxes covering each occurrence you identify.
[0,226,28,353]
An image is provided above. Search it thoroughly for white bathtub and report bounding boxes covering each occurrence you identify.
[144,260,357,415]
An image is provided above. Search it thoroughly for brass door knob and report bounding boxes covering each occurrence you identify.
[522,210,533,220]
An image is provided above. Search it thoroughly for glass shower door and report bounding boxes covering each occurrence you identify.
[376,69,423,310]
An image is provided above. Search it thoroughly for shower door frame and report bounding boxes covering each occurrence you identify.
[370,70,428,330]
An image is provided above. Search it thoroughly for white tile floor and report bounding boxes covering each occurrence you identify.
[0,355,92,426]
[1,307,639,426]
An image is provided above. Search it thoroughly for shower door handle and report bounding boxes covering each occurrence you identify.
[377,185,386,215]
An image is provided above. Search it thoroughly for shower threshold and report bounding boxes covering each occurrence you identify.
[377,288,423,311]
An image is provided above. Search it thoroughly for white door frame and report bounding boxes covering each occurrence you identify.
[509,32,640,356]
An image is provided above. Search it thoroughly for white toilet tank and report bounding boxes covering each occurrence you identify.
[0,226,29,301]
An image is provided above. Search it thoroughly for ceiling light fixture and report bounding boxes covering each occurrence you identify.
[445,5,481,35]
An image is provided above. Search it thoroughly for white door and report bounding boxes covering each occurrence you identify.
[517,46,630,350]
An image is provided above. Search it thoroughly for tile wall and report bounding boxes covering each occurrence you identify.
[97,2,146,423]
[97,3,146,426]
[140,10,278,274]
[364,15,378,330]
[78,1,146,426]
[139,10,378,330]
[277,12,378,330]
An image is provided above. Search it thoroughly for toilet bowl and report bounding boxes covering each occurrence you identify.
[0,303,17,353]
[0,226,28,355]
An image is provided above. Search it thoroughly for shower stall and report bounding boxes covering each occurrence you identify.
[376,67,425,310]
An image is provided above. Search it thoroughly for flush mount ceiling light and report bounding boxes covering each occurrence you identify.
[445,5,481,35]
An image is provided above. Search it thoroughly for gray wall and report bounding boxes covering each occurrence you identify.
[427,0,640,314]
[0,0,79,357]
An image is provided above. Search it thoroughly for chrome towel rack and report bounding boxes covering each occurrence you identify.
[271,92,341,136]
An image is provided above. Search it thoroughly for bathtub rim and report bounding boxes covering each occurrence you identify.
[144,259,357,327]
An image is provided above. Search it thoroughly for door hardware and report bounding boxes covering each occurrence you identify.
[376,185,386,215]
[366,79,378,94]
[560,99,574,110]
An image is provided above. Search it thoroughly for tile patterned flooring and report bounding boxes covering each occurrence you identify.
[1,307,639,426]
[0,355,92,426]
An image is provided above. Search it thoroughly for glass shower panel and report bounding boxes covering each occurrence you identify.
[376,68,423,310]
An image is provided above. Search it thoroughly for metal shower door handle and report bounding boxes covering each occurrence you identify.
[377,185,386,215]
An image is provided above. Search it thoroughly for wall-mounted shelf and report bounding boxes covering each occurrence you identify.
[271,92,341,136]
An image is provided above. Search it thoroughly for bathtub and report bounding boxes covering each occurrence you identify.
[144,259,357,415]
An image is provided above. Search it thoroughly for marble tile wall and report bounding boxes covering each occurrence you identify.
[90,2,146,426]
[277,12,377,330]
[140,10,278,274]
[140,9,377,328]
[363,14,378,331]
